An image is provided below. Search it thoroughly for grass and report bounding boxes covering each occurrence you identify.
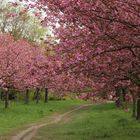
[0,99,88,136]
[34,103,140,140]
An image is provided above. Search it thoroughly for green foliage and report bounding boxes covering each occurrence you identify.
[0,3,48,43]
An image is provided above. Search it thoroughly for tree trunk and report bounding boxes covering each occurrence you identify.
[122,88,126,102]
[133,96,137,118]
[36,88,40,104]
[44,88,48,103]
[5,90,9,108]
[0,90,3,100]
[136,97,140,120]
[136,87,140,120]
[115,87,123,107]
[25,89,29,104]
[32,90,37,101]
[130,91,136,118]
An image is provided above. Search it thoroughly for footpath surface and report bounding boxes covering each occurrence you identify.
[10,104,93,140]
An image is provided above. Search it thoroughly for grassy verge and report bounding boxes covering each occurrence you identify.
[34,103,140,140]
[0,99,88,136]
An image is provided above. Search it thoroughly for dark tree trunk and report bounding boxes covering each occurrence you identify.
[0,90,3,100]
[32,90,37,101]
[5,90,9,108]
[36,88,40,104]
[130,91,136,118]
[136,97,140,120]
[115,87,123,107]
[122,88,128,110]
[133,97,137,118]
[25,89,29,104]
[44,88,48,103]
[122,88,126,102]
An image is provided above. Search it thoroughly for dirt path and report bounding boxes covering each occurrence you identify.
[11,104,93,140]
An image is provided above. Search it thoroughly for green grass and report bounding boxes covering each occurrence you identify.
[0,99,87,136]
[34,103,140,140]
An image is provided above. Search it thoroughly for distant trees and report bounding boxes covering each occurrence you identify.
[0,32,60,108]
[0,3,47,42]
[0,2,56,107]
[0,33,45,108]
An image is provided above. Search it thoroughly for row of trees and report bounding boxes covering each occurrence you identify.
[29,0,140,119]
[0,2,56,108]
[2,0,140,121]
[0,33,47,107]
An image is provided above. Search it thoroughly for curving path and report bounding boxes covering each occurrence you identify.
[11,104,93,140]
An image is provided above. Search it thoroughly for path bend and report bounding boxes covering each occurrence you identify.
[11,104,93,140]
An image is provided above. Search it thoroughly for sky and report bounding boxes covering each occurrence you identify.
[0,0,8,5]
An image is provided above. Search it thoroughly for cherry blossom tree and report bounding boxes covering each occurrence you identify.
[0,33,48,107]
[30,0,140,119]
